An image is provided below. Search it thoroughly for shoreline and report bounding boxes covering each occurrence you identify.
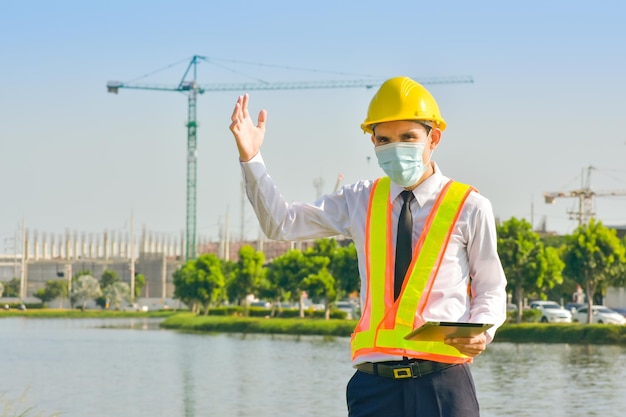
[3,310,625,345]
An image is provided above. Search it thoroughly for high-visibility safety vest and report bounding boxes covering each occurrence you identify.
[351,177,476,364]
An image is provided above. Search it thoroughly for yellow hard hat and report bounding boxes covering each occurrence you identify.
[361,76,446,134]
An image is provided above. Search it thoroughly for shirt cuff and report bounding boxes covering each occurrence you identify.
[240,152,267,182]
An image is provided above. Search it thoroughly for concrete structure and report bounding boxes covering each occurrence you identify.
[0,228,184,299]
[0,227,324,300]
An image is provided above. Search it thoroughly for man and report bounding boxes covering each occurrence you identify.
[229,76,507,417]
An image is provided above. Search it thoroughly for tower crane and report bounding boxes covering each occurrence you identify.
[107,55,474,260]
[543,165,626,227]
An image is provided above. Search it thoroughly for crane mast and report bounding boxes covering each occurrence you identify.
[186,84,198,260]
[107,55,473,260]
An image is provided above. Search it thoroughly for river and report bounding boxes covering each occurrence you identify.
[1,317,625,417]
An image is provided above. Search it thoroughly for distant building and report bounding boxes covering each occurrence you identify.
[0,227,349,299]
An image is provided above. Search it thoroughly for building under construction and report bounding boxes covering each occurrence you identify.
[0,226,319,300]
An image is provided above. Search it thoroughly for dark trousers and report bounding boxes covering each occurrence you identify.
[346,363,480,417]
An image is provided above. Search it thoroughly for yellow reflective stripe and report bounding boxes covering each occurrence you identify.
[375,329,468,358]
[367,177,391,324]
[353,177,391,353]
[395,181,472,328]
[352,328,374,354]
[352,178,473,361]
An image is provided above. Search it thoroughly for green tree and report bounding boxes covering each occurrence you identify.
[96,269,121,309]
[307,238,360,312]
[103,281,131,310]
[608,235,626,289]
[227,245,266,315]
[542,246,566,300]
[2,278,21,298]
[497,217,564,323]
[267,249,326,317]
[301,265,336,319]
[0,281,3,297]
[134,273,146,298]
[33,279,69,307]
[173,263,197,311]
[256,270,283,316]
[562,218,625,323]
[173,254,225,314]
[71,275,102,310]
[307,238,338,259]
[74,269,92,278]
[195,254,226,314]
[100,269,121,288]
[69,270,92,308]
[266,250,303,315]
[332,241,360,300]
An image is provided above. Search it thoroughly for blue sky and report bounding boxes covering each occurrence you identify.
[2,0,626,252]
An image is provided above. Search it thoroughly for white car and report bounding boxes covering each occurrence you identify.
[335,300,359,320]
[573,305,626,325]
[529,300,572,323]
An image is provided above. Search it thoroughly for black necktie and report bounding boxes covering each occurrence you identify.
[394,190,414,299]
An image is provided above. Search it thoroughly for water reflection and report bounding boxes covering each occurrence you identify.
[473,342,626,417]
[2,319,625,417]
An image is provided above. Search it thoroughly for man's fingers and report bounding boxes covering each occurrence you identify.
[242,93,250,119]
[257,109,267,129]
[231,96,243,122]
[444,335,487,357]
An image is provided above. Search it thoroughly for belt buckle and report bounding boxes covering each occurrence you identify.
[392,366,413,379]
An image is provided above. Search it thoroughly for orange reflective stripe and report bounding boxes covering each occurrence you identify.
[351,178,475,363]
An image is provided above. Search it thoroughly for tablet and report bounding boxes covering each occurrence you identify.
[404,321,494,342]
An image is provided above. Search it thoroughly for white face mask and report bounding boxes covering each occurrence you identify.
[374,140,430,187]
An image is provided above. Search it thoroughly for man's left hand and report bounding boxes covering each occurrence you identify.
[444,333,487,357]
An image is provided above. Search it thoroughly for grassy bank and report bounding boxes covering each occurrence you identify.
[494,322,626,344]
[3,310,625,344]
[161,313,626,345]
[160,312,355,336]
[0,309,177,319]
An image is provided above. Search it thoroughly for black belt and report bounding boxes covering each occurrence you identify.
[355,360,456,379]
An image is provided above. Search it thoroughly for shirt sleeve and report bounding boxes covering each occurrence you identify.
[240,152,353,241]
[465,194,508,343]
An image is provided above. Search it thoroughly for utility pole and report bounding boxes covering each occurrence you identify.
[129,210,136,300]
[19,218,26,300]
[224,210,230,261]
[12,233,18,279]
[313,177,324,200]
[240,181,245,242]
[65,263,72,297]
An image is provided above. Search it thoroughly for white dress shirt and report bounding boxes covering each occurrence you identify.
[241,152,507,364]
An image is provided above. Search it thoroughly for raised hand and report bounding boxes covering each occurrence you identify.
[229,93,267,162]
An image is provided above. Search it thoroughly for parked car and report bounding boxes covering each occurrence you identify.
[250,300,271,309]
[573,305,626,325]
[529,300,572,323]
[609,307,626,318]
[335,300,358,319]
[564,302,585,314]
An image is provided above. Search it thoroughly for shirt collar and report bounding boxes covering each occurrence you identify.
[389,161,445,207]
